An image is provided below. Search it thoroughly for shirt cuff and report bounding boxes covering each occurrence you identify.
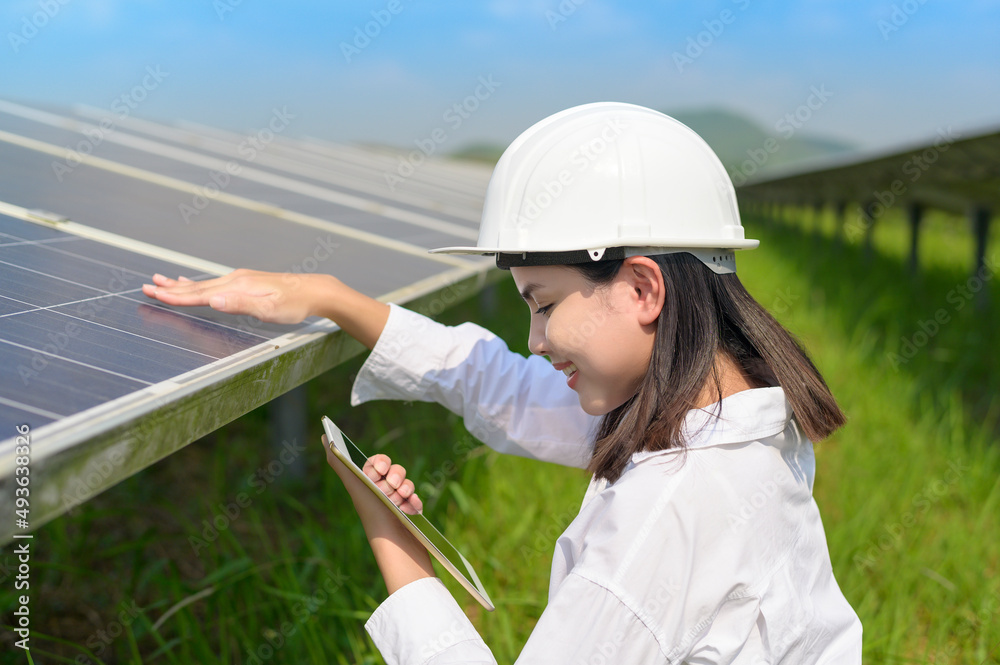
[350,303,439,406]
[365,577,485,665]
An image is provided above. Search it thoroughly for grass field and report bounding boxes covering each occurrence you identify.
[2,201,998,664]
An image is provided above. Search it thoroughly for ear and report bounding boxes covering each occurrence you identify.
[621,256,665,326]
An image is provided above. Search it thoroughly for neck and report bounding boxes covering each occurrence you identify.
[694,353,762,408]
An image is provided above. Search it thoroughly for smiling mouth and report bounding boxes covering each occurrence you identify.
[561,362,578,377]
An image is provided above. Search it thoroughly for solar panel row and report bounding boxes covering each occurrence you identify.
[0,99,494,544]
[737,125,1000,275]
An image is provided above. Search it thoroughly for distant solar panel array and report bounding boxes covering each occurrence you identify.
[738,125,1000,274]
[0,99,493,544]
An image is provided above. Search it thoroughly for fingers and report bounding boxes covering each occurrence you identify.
[363,454,422,514]
[363,454,392,481]
[142,269,305,324]
[142,272,236,306]
[328,448,423,514]
[400,486,423,515]
[150,272,224,291]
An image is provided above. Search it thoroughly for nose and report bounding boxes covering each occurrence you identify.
[527,315,549,356]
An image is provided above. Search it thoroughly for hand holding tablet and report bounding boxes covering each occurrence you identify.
[358,453,424,516]
[321,416,495,611]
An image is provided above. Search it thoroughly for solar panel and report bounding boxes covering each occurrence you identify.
[739,125,1000,213]
[0,99,495,544]
[736,124,1000,276]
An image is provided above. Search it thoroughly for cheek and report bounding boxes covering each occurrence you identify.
[546,308,597,354]
[592,321,653,379]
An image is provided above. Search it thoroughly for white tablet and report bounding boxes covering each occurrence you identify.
[321,416,494,612]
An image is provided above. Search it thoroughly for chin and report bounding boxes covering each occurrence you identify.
[577,395,619,417]
[577,387,633,417]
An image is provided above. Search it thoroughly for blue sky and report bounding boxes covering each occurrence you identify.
[2,1,999,155]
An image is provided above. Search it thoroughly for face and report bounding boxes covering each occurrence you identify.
[511,263,658,416]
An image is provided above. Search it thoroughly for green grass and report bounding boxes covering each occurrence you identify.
[2,201,998,664]
[741,205,1000,663]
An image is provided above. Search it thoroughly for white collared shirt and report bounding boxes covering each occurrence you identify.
[352,304,862,664]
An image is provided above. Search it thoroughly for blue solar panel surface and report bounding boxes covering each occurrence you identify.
[0,213,295,432]
[0,98,493,543]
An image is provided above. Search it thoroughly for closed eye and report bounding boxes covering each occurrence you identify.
[534,304,553,316]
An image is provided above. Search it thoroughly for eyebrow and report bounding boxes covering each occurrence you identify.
[519,282,543,303]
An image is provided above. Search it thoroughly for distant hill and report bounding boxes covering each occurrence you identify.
[448,143,506,165]
[446,107,855,177]
[665,108,855,177]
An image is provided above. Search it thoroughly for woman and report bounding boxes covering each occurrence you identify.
[144,102,862,663]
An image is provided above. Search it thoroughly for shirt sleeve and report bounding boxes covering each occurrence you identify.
[365,574,668,665]
[516,573,670,662]
[350,303,598,468]
[365,577,497,665]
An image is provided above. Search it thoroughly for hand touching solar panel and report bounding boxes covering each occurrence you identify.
[142,270,317,324]
[143,269,391,350]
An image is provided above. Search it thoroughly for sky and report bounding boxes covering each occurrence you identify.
[2,0,999,156]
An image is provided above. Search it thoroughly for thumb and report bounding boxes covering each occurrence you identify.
[208,294,230,311]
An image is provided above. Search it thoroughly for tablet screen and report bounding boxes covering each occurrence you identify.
[321,416,494,611]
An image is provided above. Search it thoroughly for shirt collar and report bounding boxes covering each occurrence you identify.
[631,386,793,463]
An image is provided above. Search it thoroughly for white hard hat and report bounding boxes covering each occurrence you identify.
[431,102,758,273]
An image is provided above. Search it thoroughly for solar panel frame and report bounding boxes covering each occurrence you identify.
[0,99,499,545]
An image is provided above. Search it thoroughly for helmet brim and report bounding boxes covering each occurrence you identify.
[429,238,760,255]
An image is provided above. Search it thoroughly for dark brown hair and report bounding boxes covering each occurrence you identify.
[571,252,845,483]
